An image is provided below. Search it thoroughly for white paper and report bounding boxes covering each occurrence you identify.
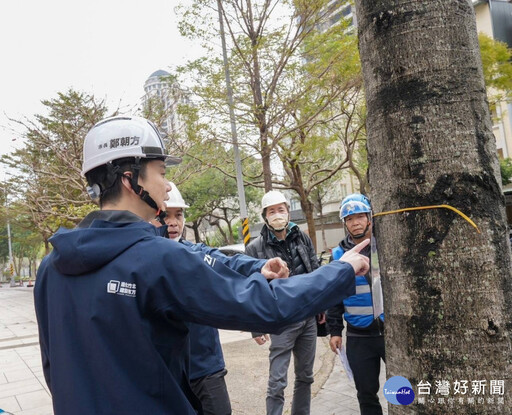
[370,235,384,319]
[337,345,353,381]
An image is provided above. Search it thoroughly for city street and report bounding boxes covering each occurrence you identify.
[0,286,387,415]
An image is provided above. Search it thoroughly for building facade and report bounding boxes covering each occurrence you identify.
[142,69,192,138]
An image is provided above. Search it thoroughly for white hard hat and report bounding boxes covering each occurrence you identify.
[165,182,189,208]
[81,115,181,176]
[261,190,289,210]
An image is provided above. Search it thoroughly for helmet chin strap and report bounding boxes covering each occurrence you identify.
[122,159,167,225]
[155,209,167,226]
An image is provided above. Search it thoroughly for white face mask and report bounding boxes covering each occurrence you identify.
[267,213,289,231]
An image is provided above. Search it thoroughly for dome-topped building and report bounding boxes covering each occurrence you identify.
[142,69,191,137]
[144,70,171,95]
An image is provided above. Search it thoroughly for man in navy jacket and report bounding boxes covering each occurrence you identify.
[161,181,248,415]
[34,116,369,415]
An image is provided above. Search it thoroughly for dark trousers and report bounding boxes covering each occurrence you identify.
[346,336,386,415]
[190,368,232,415]
[267,317,317,415]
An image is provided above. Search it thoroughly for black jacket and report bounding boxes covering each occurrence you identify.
[245,223,319,276]
[246,223,321,337]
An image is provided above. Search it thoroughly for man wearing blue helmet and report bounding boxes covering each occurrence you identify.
[326,193,386,415]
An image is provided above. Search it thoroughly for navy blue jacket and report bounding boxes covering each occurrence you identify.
[34,210,356,415]
[181,241,267,381]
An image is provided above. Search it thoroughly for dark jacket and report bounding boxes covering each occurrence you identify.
[245,223,319,275]
[246,223,320,337]
[326,235,384,337]
[34,210,356,415]
[181,241,267,381]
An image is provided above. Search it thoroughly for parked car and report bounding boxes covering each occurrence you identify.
[218,243,245,257]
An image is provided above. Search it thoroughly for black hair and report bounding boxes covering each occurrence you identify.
[85,158,150,207]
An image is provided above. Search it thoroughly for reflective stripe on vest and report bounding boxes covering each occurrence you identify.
[356,284,370,294]
[331,244,384,328]
[344,276,384,328]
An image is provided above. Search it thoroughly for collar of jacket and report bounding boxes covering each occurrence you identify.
[77,210,144,228]
[263,222,298,243]
[340,234,371,258]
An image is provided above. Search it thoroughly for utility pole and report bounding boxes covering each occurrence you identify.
[217,0,251,246]
[7,220,14,286]
[1,185,15,286]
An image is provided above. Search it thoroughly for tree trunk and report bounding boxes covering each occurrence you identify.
[313,191,328,252]
[354,1,512,413]
[261,137,273,192]
[225,220,235,245]
[299,195,317,252]
[189,222,202,243]
[318,210,328,253]
[15,257,21,277]
[44,238,51,256]
[213,220,229,245]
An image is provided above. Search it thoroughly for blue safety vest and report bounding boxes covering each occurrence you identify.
[332,245,384,328]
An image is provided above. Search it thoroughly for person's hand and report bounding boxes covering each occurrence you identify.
[261,258,289,280]
[253,334,270,345]
[329,335,342,353]
[317,313,326,324]
[339,239,370,275]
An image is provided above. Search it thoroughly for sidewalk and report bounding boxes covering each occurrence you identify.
[0,287,387,414]
[222,331,388,415]
[0,287,52,415]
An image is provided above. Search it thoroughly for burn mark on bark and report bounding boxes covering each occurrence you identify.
[370,9,416,33]
[474,129,503,207]
[409,115,426,182]
[398,169,502,349]
[409,280,442,350]
[486,320,499,337]
[374,78,442,114]
[410,115,425,125]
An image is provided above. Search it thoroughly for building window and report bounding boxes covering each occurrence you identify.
[290,198,301,211]
[340,183,347,198]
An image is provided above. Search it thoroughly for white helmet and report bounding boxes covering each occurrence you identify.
[261,190,290,211]
[81,115,181,176]
[165,182,189,208]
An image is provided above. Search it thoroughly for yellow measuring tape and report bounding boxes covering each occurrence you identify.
[372,204,481,233]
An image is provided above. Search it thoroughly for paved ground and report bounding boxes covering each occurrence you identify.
[0,286,387,414]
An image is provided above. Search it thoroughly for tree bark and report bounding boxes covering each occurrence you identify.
[44,238,50,256]
[354,1,512,413]
[298,191,317,251]
[188,221,202,243]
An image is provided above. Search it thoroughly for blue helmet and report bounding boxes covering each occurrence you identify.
[340,193,371,220]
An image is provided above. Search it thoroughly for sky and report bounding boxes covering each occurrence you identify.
[0,0,203,177]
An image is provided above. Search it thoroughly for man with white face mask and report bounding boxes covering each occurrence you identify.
[246,190,321,415]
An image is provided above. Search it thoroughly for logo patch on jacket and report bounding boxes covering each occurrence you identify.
[107,280,136,297]
[204,254,216,267]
